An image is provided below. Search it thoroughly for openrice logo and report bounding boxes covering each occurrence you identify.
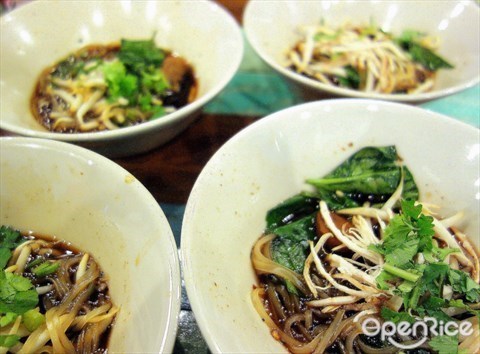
[361,317,474,350]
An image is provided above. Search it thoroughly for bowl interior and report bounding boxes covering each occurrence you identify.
[244,0,480,101]
[182,99,480,353]
[0,0,242,134]
[0,138,181,353]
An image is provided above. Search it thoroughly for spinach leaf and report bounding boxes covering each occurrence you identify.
[307,146,418,209]
[51,56,86,79]
[270,215,316,274]
[402,167,419,202]
[337,65,360,89]
[395,33,453,71]
[266,193,318,231]
[407,42,454,71]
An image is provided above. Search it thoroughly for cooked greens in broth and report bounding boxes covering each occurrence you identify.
[31,38,197,133]
[251,146,479,354]
[0,226,118,353]
[286,22,454,94]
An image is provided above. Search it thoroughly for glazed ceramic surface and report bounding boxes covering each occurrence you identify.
[181,99,480,353]
[0,137,181,353]
[0,0,243,157]
[244,0,480,102]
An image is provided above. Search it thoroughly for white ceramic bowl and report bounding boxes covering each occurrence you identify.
[0,0,243,157]
[181,99,480,353]
[0,137,181,353]
[243,0,480,103]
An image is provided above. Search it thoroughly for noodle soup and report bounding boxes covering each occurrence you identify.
[0,225,118,353]
[286,22,453,95]
[30,39,197,133]
[251,146,479,353]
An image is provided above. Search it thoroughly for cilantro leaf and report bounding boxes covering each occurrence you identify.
[372,200,435,269]
[429,335,459,354]
[0,226,23,249]
[0,271,38,315]
[384,237,418,268]
[0,226,24,270]
[118,38,166,74]
[0,248,10,270]
[380,307,415,324]
[448,269,480,302]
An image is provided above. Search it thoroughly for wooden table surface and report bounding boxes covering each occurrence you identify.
[115,113,257,204]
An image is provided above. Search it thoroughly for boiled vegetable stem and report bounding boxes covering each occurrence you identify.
[383,263,420,283]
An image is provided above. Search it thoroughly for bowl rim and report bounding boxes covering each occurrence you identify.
[0,136,182,353]
[0,0,244,143]
[181,98,479,353]
[243,0,480,103]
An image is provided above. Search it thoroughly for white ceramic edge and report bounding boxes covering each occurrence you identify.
[181,98,480,353]
[0,0,244,144]
[243,0,480,103]
[0,136,182,354]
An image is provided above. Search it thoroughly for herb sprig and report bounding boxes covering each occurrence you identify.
[371,200,480,352]
[0,226,46,348]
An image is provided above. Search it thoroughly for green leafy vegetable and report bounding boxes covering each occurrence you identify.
[25,257,45,270]
[337,65,360,89]
[372,200,480,353]
[118,38,166,74]
[395,30,454,71]
[0,270,38,315]
[370,199,434,269]
[100,38,171,121]
[380,307,415,324]
[408,42,454,71]
[32,261,59,277]
[266,193,319,231]
[141,68,170,94]
[265,146,419,281]
[51,56,86,79]
[271,215,316,274]
[102,61,138,102]
[0,334,20,348]
[429,335,461,354]
[0,312,17,327]
[0,226,24,269]
[307,146,418,210]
